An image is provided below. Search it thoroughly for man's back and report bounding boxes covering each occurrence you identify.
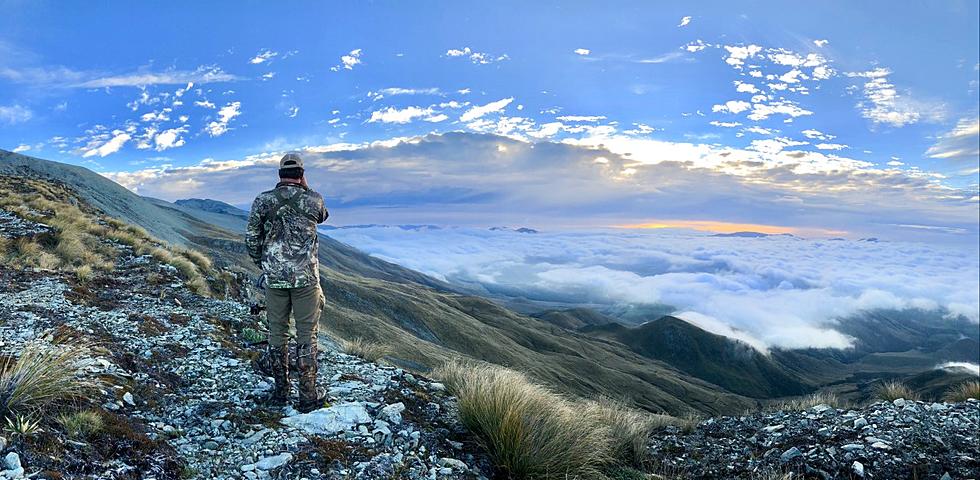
[245,182,329,289]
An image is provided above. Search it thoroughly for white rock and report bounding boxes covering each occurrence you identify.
[255,452,292,471]
[123,391,136,406]
[280,402,371,435]
[893,398,906,407]
[852,461,865,477]
[381,402,406,424]
[4,452,21,471]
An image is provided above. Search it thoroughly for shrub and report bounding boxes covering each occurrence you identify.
[873,380,918,402]
[340,338,390,362]
[944,381,980,402]
[58,410,104,438]
[434,361,613,479]
[0,341,95,416]
[241,327,265,344]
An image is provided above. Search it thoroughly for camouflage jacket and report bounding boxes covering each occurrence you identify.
[245,182,329,289]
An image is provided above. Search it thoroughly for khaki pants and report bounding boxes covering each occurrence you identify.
[265,283,322,346]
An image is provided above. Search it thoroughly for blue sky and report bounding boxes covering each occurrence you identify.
[1,1,978,242]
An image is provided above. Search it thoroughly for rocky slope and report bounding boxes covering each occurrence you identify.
[648,399,980,479]
[0,209,492,479]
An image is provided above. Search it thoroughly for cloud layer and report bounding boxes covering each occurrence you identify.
[104,132,979,243]
[324,226,980,351]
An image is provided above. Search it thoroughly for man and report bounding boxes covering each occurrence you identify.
[245,152,329,412]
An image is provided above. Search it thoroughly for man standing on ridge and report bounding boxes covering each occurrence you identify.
[245,152,329,412]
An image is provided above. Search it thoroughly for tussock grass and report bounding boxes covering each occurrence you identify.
[0,341,95,417]
[944,381,980,402]
[340,337,390,362]
[764,391,845,412]
[435,361,664,479]
[74,264,94,283]
[581,397,659,467]
[58,409,104,438]
[873,380,918,402]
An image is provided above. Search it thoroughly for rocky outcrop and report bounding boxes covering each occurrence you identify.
[648,399,980,479]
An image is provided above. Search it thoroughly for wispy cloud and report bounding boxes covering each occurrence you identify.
[0,104,32,124]
[678,16,692,27]
[1,65,240,89]
[925,117,980,170]
[845,68,945,127]
[460,97,513,122]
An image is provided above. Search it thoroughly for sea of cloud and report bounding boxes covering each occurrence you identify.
[324,226,980,351]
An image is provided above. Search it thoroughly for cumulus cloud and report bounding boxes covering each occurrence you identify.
[0,104,32,124]
[12,144,30,152]
[678,16,692,27]
[460,98,514,122]
[368,106,442,124]
[249,49,278,64]
[712,100,752,114]
[153,126,186,151]
[574,48,591,56]
[330,49,362,71]
[814,39,829,47]
[207,101,241,137]
[723,44,763,68]
[324,226,979,351]
[445,47,509,64]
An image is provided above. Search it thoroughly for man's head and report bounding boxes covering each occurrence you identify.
[279,153,304,181]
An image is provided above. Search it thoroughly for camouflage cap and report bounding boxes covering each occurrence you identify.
[279,153,304,169]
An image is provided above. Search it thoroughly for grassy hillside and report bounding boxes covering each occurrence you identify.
[582,316,812,398]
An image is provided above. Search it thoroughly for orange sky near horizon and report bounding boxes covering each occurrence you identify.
[614,219,849,237]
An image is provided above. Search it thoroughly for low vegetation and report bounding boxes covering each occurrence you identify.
[434,361,685,479]
[0,176,217,295]
[58,409,105,439]
[873,380,919,402]
[944,380,980,402]
[764,391,846,412]
[340,337,390,363]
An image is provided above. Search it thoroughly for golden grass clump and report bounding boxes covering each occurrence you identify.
[434,361,616,479]
[873,380,919,402]
[0,341,96,417]
[764,391,845,412]
[944,380,980,402]
[581,397,660,468]
[340,337,390,362]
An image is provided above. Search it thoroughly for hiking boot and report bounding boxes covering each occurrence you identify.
[261,344,290,406]
[296,343,327,413]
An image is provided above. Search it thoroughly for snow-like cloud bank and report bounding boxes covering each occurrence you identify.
[938,362,980,376]
[324,226,980,351]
